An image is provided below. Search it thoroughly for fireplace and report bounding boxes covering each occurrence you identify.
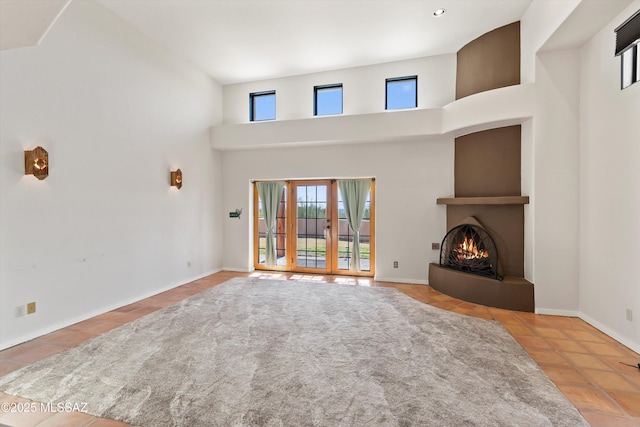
[429,125,534,312]
[440,218,501,280]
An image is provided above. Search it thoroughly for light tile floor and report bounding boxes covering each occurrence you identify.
[1,270,639,426]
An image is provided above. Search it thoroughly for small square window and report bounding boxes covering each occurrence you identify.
[314,84,343,116]
[386,76,417,110]
[250,91,276,121]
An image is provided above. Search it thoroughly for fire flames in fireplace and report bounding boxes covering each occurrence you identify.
[454,236,489,261]
[439,221,500,279]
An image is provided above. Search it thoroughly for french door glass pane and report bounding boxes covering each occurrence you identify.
[337,188,371,271]
[297,185,327,269]
[257,186,287,266]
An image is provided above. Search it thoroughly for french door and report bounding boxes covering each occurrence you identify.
[254,179,375,276]
[292,180,333,274]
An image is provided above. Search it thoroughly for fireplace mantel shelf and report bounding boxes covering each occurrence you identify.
[436,196,529,205]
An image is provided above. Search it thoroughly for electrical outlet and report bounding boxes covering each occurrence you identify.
[432,243,440,250]
[27,302,36,315]
[15,305,26,318]
[626,309,633,322]
[393,261,398,268]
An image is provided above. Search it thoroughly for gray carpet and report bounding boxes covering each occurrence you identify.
[0,278,588,426]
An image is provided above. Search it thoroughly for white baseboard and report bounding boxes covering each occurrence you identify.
[533,308,640,355]
[185,268,223,283]
[374,276,428,285]
[222,266,254,273]
[0,268,223,351]
[535,308,580,317]
[578,312,640,355]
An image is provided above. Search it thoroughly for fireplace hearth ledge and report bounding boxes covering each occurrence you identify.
[429,263,534,312]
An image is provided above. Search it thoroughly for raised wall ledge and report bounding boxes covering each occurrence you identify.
[436,196,530,205]
[210,83,535,150]
[441,83,535,137]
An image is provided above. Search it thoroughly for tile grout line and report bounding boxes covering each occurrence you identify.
[509,311,639,423]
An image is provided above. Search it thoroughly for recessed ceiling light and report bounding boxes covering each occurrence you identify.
[434,8,446,17]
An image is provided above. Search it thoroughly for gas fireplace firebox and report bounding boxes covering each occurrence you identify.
[429,211,533,312]
[439,218,501,280]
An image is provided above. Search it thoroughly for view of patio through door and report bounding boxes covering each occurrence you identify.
[294,181,332,272]
[254,179,374,276]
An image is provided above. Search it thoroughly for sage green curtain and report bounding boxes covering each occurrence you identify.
[257,181,285,268]
[338,179,371,272]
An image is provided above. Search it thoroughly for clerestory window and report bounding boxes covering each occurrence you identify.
[250,91,276,121]
[385,76,417,110]
[314,84,343,116]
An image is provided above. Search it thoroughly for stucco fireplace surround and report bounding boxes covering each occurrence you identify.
[429,125,534,312]
[428,21,534,312]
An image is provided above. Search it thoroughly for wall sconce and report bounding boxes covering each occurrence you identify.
[229,208,242,219]
[24,146,49,180]
[170,169,182,189]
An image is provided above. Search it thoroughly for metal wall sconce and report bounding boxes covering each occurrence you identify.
[170,169,182,189]
[229,208,242,219]
[24,146,49,180]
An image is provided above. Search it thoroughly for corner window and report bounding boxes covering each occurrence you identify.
[637,45,640,82]
[621,44,639,89]
[250,91,276,121]
[615,10,640,90]
[386,76,417,110]
[314,84,343,116]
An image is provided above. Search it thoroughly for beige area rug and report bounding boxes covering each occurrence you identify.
[0,278,588,426]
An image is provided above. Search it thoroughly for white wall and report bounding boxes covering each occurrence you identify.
[578,0,640,351]
[0,0,223,349]
[531,49,581,314]
[520,0,580,84]
[217,57,537,289]
[220,54,457,284]
[223,55,456,124]
[217,59,534,287]
[221,139,453,284]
